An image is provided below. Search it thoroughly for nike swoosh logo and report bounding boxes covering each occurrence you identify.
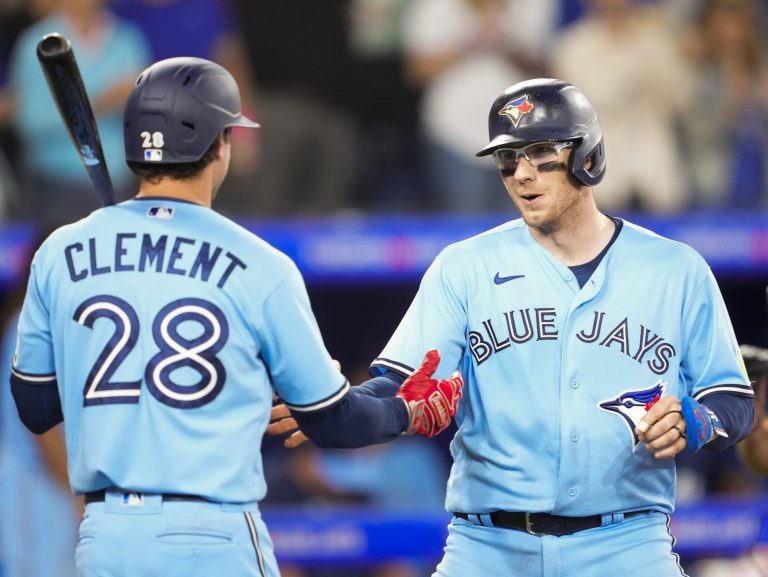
[494,273,525,285]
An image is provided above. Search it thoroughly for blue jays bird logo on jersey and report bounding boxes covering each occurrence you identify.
[498,95,534,127]
[599,380,667,445]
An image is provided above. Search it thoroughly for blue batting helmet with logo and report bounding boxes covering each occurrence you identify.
[476,78,606,186]
[123,57,259,164]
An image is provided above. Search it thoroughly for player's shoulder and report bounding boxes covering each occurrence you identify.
[617,218,711,272]
[445,218,525,251]
[619,219,704,258]
[435,218,526,260]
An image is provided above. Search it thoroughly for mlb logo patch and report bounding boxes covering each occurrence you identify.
[147,206,175,220]
[121,492,144,507]
[144,149,163,161]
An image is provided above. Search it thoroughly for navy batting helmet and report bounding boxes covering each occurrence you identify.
[476,78,605,187]
[124,57,259,164]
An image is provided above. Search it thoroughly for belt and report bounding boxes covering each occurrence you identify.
[454,510,649,537]
[84,489,209,505]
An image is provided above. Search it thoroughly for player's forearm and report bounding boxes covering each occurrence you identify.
[292,387,409,448]
[700,391,755,451]
[354,372,405,398]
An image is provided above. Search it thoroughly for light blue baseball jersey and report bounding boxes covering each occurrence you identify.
[372,218,752,516]
[12,197,348,503]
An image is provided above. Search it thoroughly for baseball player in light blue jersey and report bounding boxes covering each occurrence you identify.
[273,78,756,577]
[372,79,755,577]
[10,57,462,577]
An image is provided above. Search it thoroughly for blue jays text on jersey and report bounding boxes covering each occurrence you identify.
[469,309,676,375]
[63,233,246,288]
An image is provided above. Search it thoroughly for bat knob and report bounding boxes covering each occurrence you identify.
[37,33,71,59]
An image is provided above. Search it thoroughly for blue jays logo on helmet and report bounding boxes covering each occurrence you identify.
[497,95,534,127]
[599,381,666,446]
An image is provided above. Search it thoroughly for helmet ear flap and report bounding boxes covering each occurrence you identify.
[570,132,606,187]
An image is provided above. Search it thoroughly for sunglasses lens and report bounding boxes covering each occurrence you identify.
[493,149,519,171]
[525,143,560,164]
[493,142,573,174]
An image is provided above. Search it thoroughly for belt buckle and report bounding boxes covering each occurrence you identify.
[525,512,545,536]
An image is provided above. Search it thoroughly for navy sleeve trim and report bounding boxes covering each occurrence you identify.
[10,371,63,435]
[283,378,350,412]
[10,367,57,383]
[370,357,414,379]
[693,383,754,401]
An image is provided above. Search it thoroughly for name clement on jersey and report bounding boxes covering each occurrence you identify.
[469,309,676,375]
[63,233,247,288]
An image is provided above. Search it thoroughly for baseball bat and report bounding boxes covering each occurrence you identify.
[36,33,115,206]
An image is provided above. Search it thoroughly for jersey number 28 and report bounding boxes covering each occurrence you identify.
[74,295,229,409]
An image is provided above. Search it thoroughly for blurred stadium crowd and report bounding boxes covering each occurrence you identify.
[0,1,767,577]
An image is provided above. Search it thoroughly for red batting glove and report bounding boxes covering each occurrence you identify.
[396,349,464,438]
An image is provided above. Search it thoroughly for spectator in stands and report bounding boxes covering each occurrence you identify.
[4,0,149,225]
[679,0,768,210]
[550,0,691,214]
[0,0,53,217]
[228,1,357,216]
[402,0,559,213]
[344,0,424,212]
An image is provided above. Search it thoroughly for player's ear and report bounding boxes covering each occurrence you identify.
[214,129,231,160]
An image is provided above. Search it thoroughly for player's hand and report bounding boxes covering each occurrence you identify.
[635,395,687,459]
[268,400,309,448]
[396,349,463,438]
[680,396,727,452]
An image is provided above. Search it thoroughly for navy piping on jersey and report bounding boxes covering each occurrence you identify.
[10,367,57,383]
[370,358,414,378]
[283,379,350,412]
[664,514,689,576]
[568,216,624,288]
[693,383,755,399]
[130,196,203,206]
[244,512,267,577]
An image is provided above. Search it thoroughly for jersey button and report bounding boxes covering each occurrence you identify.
[570,432,579,442]
[568,487,577,497]
[570,380,580,389]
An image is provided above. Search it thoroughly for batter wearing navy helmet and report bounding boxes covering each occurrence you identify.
[272,78,755,577]
[10,57,463,577]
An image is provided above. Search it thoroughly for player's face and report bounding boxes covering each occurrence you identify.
[497,143,589,232]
